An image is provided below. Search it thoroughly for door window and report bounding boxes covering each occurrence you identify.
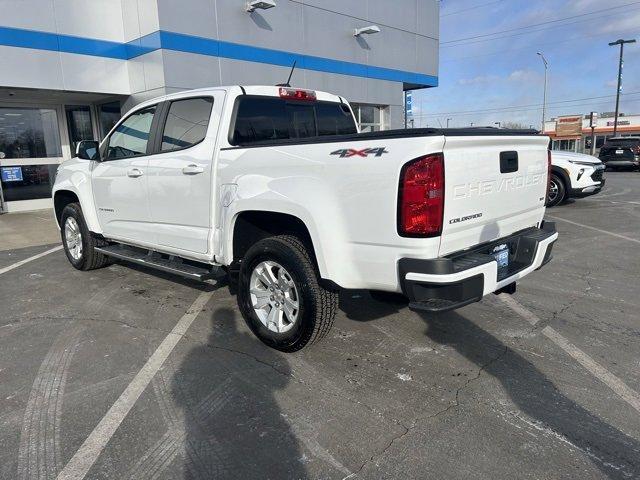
[160,98,213,152]
[98,101,121,139]
[105,105,156,160]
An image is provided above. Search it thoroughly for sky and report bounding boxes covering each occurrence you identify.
[413,0,640,129]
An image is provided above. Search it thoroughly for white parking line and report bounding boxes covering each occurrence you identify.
[546,215,640,245]
[0,245,63,275]
[496,295,640,414]
[56,290,214,480]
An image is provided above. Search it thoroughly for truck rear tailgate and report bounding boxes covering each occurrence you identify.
[439,135,549,256]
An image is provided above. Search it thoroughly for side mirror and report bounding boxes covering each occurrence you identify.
[76,140,100,161]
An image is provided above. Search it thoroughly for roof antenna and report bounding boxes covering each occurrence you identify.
[276,60,297,87]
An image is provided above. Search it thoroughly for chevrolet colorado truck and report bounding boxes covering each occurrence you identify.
[52,85,558,351]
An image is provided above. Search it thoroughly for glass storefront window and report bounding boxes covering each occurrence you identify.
[351,104,385,132]
[0,164,58,202]
[0,107,62,159]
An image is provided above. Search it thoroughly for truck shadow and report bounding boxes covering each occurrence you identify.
[169,307,308,479]
[339,290,406,321]
[417,309,640,479]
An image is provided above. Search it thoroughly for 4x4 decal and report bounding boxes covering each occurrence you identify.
[330,147,389,158]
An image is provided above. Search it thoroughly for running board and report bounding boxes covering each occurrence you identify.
[95,244,221,281]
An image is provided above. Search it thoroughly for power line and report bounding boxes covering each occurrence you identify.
[441,0,503,17]
[414,92,640,117]
[441,24,640,62]
[441,0,640,45]
[442,8,640,48]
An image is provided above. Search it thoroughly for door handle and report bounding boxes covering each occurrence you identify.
[182,164,204,175]
[127,168,143,178]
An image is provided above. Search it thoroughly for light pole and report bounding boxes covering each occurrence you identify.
[609,38,636,137]
[537,52,548,132]
[446,118,451,128]
[494,122,501,128]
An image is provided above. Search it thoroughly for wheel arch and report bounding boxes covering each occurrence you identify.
[53,190,80,228]
[551,166,571,191]
[229,210,330,282]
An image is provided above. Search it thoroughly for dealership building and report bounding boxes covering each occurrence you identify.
[0,0,439,213]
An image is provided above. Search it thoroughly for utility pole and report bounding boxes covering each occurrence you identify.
[589,111,598,156]
[537,52,548,132]
[404,91,407,129]
[609,38,636,137]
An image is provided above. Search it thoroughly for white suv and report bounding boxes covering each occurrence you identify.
[548,151,605,207]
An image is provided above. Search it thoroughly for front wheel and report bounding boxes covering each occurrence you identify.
[237,235,338,352]
[60,203,111,271]
[547,174,566,207]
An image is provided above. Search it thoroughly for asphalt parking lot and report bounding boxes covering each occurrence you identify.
[1,172,639,480]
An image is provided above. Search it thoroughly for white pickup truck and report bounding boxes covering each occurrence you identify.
[53,85,557,351]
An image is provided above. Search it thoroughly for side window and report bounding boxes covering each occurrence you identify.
[161,97,213,152]
[105,105,156,160]
[317,103,357,136]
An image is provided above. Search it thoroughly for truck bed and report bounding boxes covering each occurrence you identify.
[224,127,541,149]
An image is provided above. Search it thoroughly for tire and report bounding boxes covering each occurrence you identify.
[60,203,111,271]
[237,235,338,352]
[547,173,566,207]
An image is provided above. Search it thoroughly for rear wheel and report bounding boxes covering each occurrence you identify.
[60,203,111,271]
[237,235,338,352]
[547,174,566,207]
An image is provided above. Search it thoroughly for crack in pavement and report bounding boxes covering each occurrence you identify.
[345,345,510,479]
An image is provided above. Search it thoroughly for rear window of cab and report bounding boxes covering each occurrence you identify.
[230,95,357,146]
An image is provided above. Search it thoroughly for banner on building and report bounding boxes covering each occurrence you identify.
[555,115,583,137]
[405,91,413,118]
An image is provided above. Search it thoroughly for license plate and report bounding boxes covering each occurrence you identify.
[616,149,624,154]
[492,244,509,269]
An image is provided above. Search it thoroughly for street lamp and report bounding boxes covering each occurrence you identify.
[494,122,501,128]
[246,0,276,12]
[446,118,451,127]
[354,25,381,36]
[608,38,636,137]
[537,52,548,132]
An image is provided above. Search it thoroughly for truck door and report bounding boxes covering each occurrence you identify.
[91,104,158,244]
[145,92,224,254]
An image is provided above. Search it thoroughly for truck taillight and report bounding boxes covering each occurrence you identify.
[546,149,552,202]
[398,153,444,237]
[279,87,316,101]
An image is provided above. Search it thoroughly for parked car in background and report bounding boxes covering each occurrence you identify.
[548,151,605,207]
[598,136,640,170]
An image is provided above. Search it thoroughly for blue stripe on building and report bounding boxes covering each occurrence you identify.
[0,25,438,87]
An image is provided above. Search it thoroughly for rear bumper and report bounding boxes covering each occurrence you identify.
[399,222,558,313]
[602,159,639,168]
